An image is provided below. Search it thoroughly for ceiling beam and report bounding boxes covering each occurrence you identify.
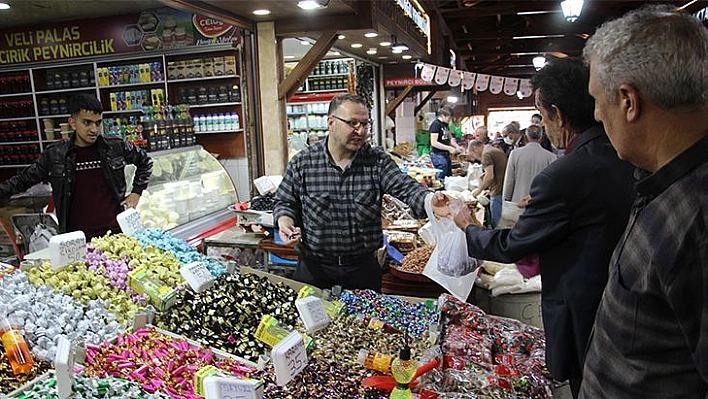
[278,31,338,101]
[386,86,415,117]
[158,0,254,30]
[440,1,560,18]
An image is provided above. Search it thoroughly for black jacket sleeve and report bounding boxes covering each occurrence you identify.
[123,140,152,195]
[0,155,50,200]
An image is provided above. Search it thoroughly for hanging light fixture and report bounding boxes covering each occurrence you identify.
[390,35,409,52]
[532,56,547,71]
[560,0,584,22]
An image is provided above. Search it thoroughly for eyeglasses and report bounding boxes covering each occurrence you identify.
[331,114,371,130]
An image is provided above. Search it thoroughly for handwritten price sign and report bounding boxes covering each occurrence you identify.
[116,208,144,237]
[49,231,86,270]
[295,296,330,332]
[272,331,308,386]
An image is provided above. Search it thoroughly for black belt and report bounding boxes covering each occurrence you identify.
[305,251,375,266]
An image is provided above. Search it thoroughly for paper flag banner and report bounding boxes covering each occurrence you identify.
[518,79,534,98]
[447,70,462,87]
[475,74,491,91]
[489,76,504,94]
[434,67,451,85]
[461,72,476,90]
[421,63,437,82]
[503,78,520,96]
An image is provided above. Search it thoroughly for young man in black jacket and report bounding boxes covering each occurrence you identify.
[0,93,153,239]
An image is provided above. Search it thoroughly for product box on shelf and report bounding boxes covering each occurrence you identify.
[127,266,178,311]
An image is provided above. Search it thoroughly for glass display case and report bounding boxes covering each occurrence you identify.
[125,145,237,239]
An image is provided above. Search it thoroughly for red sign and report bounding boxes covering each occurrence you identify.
[384,78,432,87]
[192,15,233,38]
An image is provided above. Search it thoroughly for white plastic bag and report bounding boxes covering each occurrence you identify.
[499,200,523,228]
[422,197,479,301]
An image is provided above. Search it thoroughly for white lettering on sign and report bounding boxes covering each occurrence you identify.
[272,331,308,387]
[695,7,708,22]
[200,18,225,27]
[395,0,430,39]
[116,208,144,237]
[204,375,264,399]
[49,231,86,270]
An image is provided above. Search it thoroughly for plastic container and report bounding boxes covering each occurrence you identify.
[357,349,394,374]
[0,318,34,375]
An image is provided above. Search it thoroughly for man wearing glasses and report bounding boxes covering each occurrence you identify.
[0,93,152,239]
[275,93,444,291]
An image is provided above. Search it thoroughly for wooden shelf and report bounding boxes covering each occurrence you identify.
[168,74,239,83]
[35,86,95,95]
[0,116,36,122]
[0,92,33,98]
[188,102,241,109]
[195,129,243,134]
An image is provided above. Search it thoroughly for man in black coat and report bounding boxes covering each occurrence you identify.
[446,58,635,398]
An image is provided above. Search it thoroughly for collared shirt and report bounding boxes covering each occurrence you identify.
[581,136,708,398]
[274,139,431,257]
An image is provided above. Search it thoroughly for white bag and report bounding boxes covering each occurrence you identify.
[499,200,524,228]
[422,198,479,301]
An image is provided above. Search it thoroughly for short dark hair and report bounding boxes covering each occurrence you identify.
[68,93,103,117]
[532,57,598,133]
[328,93,367,115]
[438,106,453,117]
[525,124,544,140]
[532,113,542,121]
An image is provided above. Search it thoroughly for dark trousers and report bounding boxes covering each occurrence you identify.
[293,252,382,291]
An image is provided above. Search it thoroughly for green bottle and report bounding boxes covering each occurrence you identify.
[389,342,417,399]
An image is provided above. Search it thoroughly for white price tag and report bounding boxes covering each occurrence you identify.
[49,231,86,270]
[204,375,264,399]
[55,336,74,399]
[180,261,216,293]
[116,208,145,237]
[272,331,308,387]
[295,296,330,333]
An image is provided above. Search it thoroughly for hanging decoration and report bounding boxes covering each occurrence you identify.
[434,67,451,85]
[447,70,462,87]
[489,76,504,94]
[503,77,520,96]
[415,62,533,98]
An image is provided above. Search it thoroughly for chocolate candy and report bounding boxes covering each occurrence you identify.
[157,274,299,362]
[0,349,50,395]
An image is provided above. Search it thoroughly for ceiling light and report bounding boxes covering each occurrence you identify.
[517,10,560,15]
[401,55,412,60]
[513,34,564,40]
[329,51,341,56]
[391,41,409,51]
[560,0,585,22]
[447,94,459,103]
[338,34,345,40]
[366,48,377,55]
[392,48,403,54]
[379,40,391,47]
[533,56,547,70]
[284,55,295,59]
[351,43,363,48]
[0,2,11,9]
[300,40,310,45]
[252,9,270,15]
[364,32,378,38]
[378,56,389,59]
[298,0,324,10]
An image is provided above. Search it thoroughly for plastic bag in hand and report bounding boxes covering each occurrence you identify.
[435,217,479,277]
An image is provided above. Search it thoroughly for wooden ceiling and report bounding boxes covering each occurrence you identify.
[434,0,708,78]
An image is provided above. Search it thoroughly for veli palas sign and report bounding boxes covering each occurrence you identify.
[0,7,240,66]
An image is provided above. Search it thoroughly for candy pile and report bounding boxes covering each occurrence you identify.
[157,274,299,361]
[0,271,124,360]
[135,229,226,276]
[90,233,184,288]
[24,263,143,325]
[85,248,147,305]
[420,294,551,398]
[339,290,437,338]
[83,328,256,399]
[11,373,172,398]
[0,349,51,395]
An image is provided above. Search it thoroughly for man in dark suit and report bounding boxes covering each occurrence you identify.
[446,57,636,398]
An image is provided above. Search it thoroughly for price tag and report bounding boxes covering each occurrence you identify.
[55,336,74,399]
[116,208,145,237]
[204,375,264,399]
[180,261,216,293]
[295,296,330,333]
[49,231,86,270]
[272,331,308,387]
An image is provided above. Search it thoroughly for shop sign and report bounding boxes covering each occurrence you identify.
[384,77,431,87]
[0,7,240,66]
[695,7,708,22]
[394,0,430,39]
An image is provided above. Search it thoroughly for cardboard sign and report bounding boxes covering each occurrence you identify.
[180,261,216,293]
[272,331,308,387]
[49,231,86,270]
[295,296,330,333]
[55,336,74,399]
[204,375,264,399]
[116,208,145,237]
